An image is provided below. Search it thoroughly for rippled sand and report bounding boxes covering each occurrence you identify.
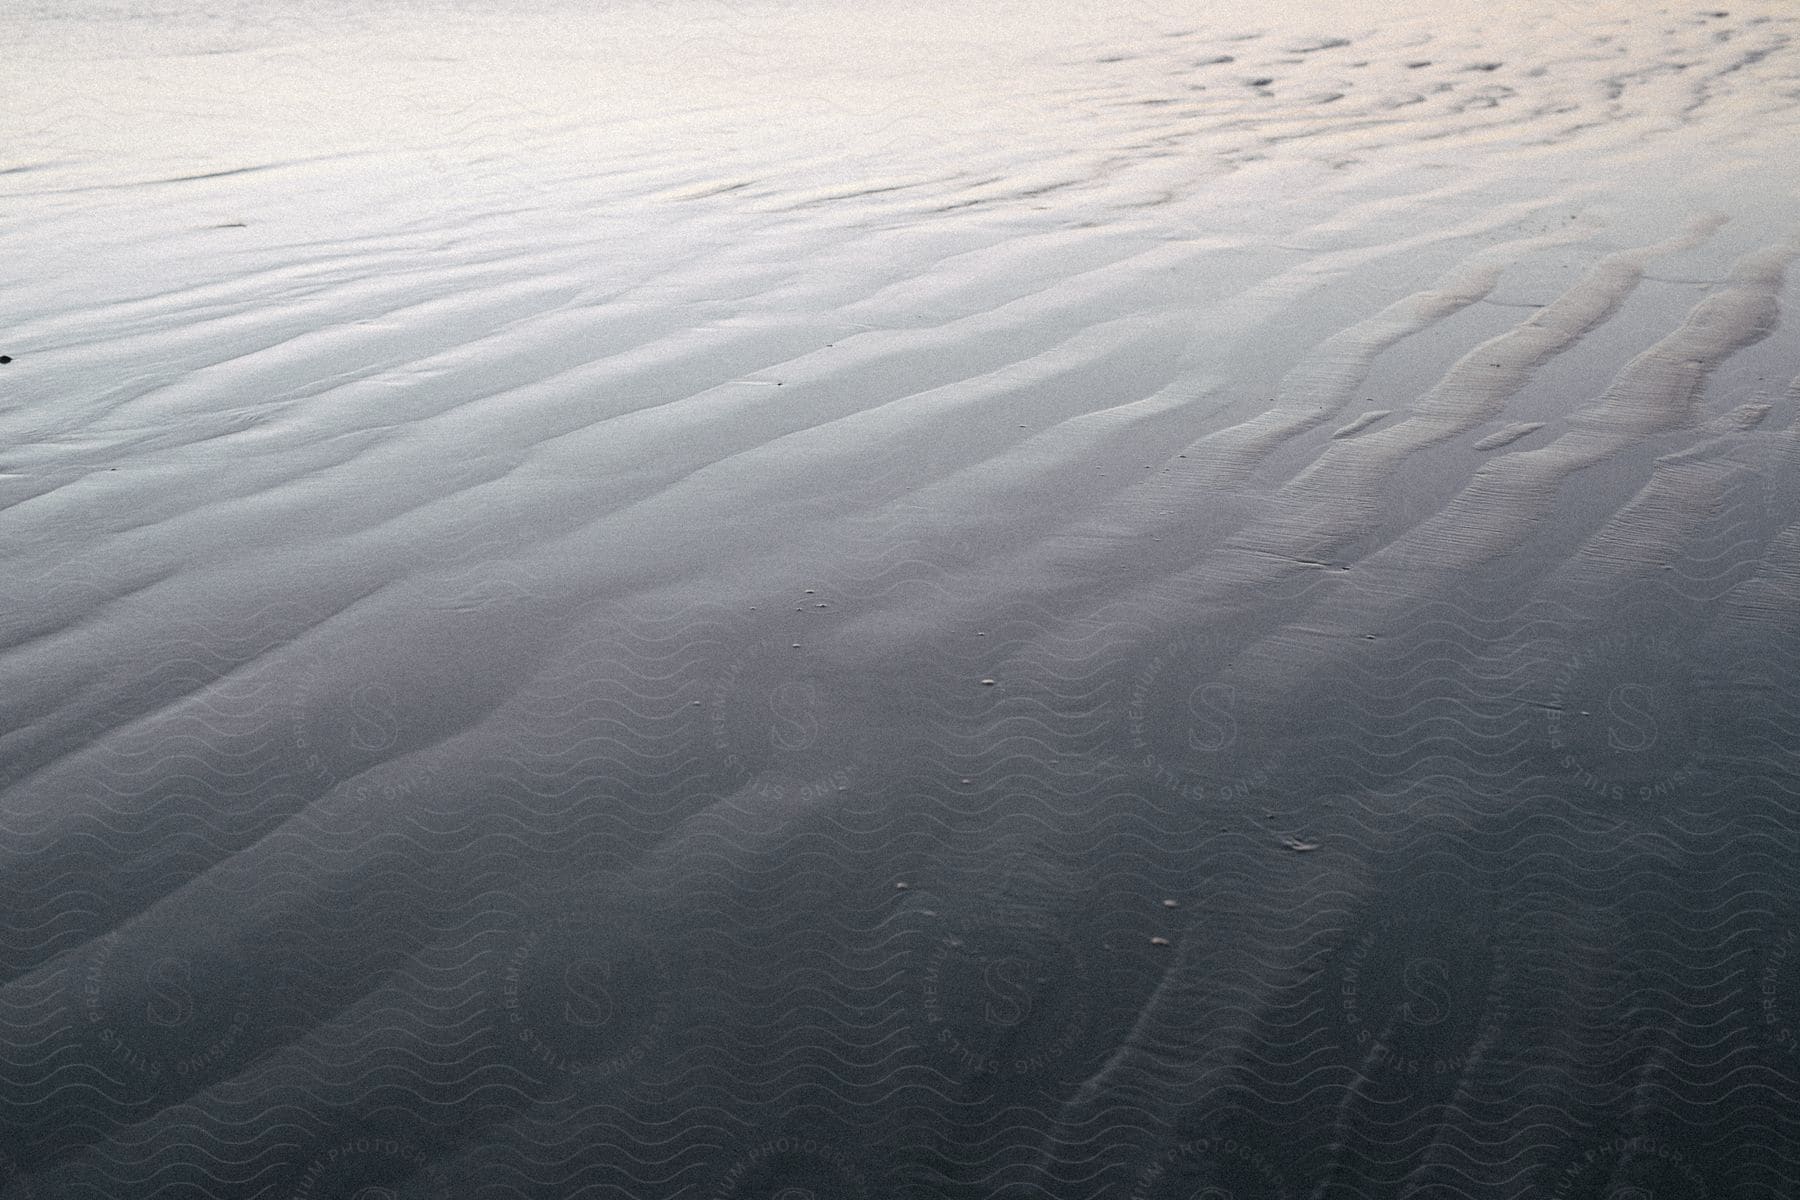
[4,0,1800,1196]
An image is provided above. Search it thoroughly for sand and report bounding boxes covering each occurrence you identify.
[3,0,1800,1195]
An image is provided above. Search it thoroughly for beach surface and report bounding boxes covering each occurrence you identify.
[4,0,1800,1195]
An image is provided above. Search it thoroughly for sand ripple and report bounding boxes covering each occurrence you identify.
[3,0,1799,1195]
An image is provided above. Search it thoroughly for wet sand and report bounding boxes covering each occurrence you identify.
[4,0,1800,1195]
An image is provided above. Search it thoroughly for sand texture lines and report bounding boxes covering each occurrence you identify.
[4,0,1800,1196]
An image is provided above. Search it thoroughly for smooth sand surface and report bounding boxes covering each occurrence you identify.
[4,0,1800,1195]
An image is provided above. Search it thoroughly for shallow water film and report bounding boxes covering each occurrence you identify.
[5,0,1800,1195]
